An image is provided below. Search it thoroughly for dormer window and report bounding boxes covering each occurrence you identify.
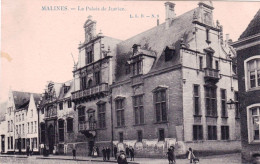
[133,60,142,76]
[86,49,93,64]
[64,85,70,94]
[164,46,175,62]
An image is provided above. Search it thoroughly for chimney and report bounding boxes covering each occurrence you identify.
[165,2,175,29]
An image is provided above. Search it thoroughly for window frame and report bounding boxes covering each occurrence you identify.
[137,130,143,142]
[247,104,260,143]
[208,125,217,140]
[221,125,229,140]
[193,125,203,140]
[115,99,125,127]
[133,95,144,125]
[67,118,73,132]
[58,119,65,142]
[220,89,228,118]
[154,89,167,123]
[193,84,201,116]
[158,129,165,141]
[97,102,106,129]
[244,56,260,91]
[205,86,217,117]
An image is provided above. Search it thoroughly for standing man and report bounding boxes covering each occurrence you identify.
[129,146,135,161]
[106,146,111,161]
[125,146,129,158]
[102,147,107,161]
[72,146,76,160]
[114,145,118,160]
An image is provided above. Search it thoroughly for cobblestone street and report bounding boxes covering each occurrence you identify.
[0,153,242,164]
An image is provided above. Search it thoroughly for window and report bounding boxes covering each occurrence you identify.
[11,120,13,132]
[165,47,174,61]
[245,58,260,90]
[206,53,213,68]
[78,107,85,122]
[35,121,37,133]
[199,56,203,70]
[22,124,24,134]
[116,99,125,127]
[27,123,30,134]
[8,121,10,132]
[31,122,33,134]
[119,132,123,143]
[58,119,64,142]
[95,71,101,85]
[158,129,165,141]
[59,102,63,110]
[98,103,106,128]
[19,115,21,122]
[205,86,217,117]
[208,125,217,140]
[248,106,260,142]
[221,126,229,140]
[206,29,211,43]
[137,130,143,142]
[234,91,240,118]
[193,85,200,116]
[8,137,10,149]
[215,60,219,70]
[22,114,24,121]
[133,95,144,125]
[193,125,203,140]
[86,51,93,64]
[154,89,167,122]
[22,138,25,149]
[221,89,227,117]
[80,76,86,90]
[11,137,13,149]
[133,60,142,75]
[68,100,72,108]
[19,125,21,134]
[16,125,18,134]
[67,118,73,132]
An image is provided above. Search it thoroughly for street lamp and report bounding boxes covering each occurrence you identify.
[226,99,235,109]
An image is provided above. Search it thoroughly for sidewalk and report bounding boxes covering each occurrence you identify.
[0,153,242,164]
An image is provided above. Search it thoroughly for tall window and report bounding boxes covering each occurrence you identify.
[59,102,63,110]
[8,137,10,149]
[35,121,37,133]
[8,121,10,132]
[205,86,217,117]
[31,122,33,134]
[133,60,142,75]
[234,91,240,119]
[78,107,85,122]
[158,129,165,141]
[248,106,260,142]
[98,103,106,128]
[16,125,18,134]
[10,137,13,149]
[22,124,24,134]
[119,132,123,143]
[95,71,101,85]
[80,76,87,90]
[246,58,260,90]
[19,125,21,134]
[68,99,72,108]
[116,99,125,127]
[11,120,13,132]
[215,60,219,70]
[86,50,93,64]
[206,53,213,68]
[27,123,30,134]
[206,29,210,42]
[154,89,167,122]
[137,130,143,142]
[22,114,24,121]
[67,118,73,132]
[221,89,227,117]
[208,125,217,140]
[58,119,64,142]
[193,85,200,116]
[193,125,203,140]
[133,95,144,125]
[221,126,229,140]
[199,56,203,70]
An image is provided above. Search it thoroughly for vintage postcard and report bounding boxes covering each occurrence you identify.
[1,1,260,164]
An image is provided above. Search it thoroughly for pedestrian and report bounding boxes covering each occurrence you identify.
[114,145,118,160]
[93,146,98,157]
[129,146,135,161]
[125,146,129,158]
[106,146,111,160]
[72,147,76,160]
[170,146,176,163]
[187,147,195,164]
[117,150,128,164]
[102,147,107,161]
[166,148,174,164]
[96,146,100,157]
[26,145,30,156]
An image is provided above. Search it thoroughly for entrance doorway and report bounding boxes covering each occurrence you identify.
[47,124,55,154]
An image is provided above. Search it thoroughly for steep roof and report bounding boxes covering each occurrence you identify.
[239,9,260,40]
[115,7,197,81]
[13,91,31,109]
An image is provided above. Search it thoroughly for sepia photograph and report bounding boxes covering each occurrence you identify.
[0,0,260,163]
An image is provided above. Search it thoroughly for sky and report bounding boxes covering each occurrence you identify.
[1,0,260,103]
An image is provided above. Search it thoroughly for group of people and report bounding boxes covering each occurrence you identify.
[101,147,111,161]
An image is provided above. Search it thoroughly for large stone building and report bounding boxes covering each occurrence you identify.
[110,1,240,157]
[231,9,260,163]
[36,1,241,157]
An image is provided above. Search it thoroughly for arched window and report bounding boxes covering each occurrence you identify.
[247,104,260,143]
[88,79,93,88]
[58,119,64,142]
[245,56,260,91]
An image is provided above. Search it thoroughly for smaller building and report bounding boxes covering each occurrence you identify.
[231,9,260,163]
